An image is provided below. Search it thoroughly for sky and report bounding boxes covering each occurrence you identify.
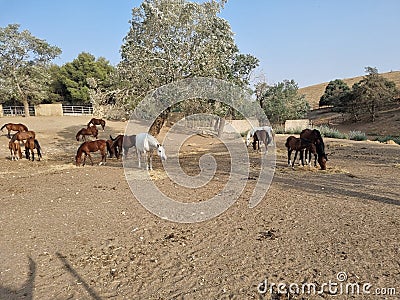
[1,0,399,87]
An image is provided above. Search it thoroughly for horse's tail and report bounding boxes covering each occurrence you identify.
[76,130,81,141]
[34,139,42,158]
[0,124,7,131]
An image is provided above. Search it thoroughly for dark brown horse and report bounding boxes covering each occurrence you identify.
[9,140,22,160]
[1,123,29,138]
[87,118,106,131]
[110,134,136,158]
[25,137,42,161]
[252,130,271,153]
[300,129,326,161]
[285,136,327,170]
[10,130,36,143]
[75,140,107,166]
[76,125,98,141]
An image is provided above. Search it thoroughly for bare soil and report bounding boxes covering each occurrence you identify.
[0,116,399,299]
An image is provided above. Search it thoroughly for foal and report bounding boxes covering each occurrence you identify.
[285,136,316,168]
[1,123,28,138]
[9,140,22,160]
[75,140,107,166]
[87,118,106,131]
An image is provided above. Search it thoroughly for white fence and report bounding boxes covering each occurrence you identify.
[1,105,93,116]
[62,105,93,115]
[2,106,35,116]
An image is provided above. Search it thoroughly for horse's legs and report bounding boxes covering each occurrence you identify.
[87,153,94,165]
[292,150,299,168]
[31,149,35,161]
[148,152,153,171]
[82,153,87,166]
[137,150,141,168]
[99,149,106,165]
[287,149,293,166]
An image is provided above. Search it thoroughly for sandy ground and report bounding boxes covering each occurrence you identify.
[0,116,399,300]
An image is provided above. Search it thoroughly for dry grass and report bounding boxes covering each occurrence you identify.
[299,70,400,109]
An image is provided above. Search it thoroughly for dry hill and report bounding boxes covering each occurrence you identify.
[299,70,400,109]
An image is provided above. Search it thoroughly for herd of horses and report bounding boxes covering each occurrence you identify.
[0,123,42,161]
[1,119,328,171]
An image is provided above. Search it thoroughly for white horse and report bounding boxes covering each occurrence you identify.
[245,126,274,147]
[135,133,167,170]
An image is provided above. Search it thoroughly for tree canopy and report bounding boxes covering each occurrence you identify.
[52,52,115,105]
[117,0,259,124]
[319,79,350,107]
[256,79,310,125]
[0,24,61,115]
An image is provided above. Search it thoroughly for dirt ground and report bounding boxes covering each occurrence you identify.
[0,116,399,300]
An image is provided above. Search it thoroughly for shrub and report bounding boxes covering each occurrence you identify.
[375,135,400,145]
[348,130,367,141]
[285,126,304,134]
[316,125,348,139]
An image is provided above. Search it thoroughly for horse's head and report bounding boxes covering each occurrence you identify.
[157,144,167,161]
[318,153,328,170]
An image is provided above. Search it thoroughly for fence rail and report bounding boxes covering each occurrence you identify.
[62,105,93,115]
[2,106,35,116]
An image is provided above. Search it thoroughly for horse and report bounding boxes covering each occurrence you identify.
[252,130,271,153]
[106,139,115,158]
[300,128,326,164]
[75,140,107,166]
[87,118,106,131]
[285,135,325,169]
[246,126,274,147]
[110,134,136,159]
[135,133,167,170]
[76,125,98,141]
[1,123,29,138]
[9,140,22,160]
[24,137,42,161]
[10,131,36,143]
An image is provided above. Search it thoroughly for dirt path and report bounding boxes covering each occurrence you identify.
[0,116,399,299]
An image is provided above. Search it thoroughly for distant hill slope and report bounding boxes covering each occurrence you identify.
[299,70,400,109]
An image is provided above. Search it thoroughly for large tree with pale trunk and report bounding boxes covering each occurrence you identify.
[0,24,61,116]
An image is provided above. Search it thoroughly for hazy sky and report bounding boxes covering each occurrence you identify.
[1,0,399,87]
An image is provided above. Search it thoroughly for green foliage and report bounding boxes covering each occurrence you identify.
[374,135,400,145]
[348,67,398,122]
[316,125,348,139]
[348,130,367,141]
[118,0,259,118]
[319,79,350,107]
[52,52,115,104]
[0,24,61,108]
[256,79,310,124]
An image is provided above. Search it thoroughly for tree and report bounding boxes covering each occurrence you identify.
[0,24,61,116]
[118,0,259,131]
[52,52,115,105]
[256,80,310,125]
[319,79,350,107]
[349,67,398,122]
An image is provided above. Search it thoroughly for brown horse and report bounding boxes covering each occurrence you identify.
[110,134,136,159]
[10,131,36,143]
[25,137,42,161]
[285,136,327,170]
[252,130,271,153]
[75,140,107,166]
[76,125,98,141]
[1,123,28,138]
[300,129,326,163]
[9,140,22,160]
[87,118,106,131]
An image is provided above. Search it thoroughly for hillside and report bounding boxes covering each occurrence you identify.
[299,70,400,109]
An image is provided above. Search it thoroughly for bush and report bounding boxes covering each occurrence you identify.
[348,130,367,141]
[285,126,304,135]
[316,125,348,139]
[375,135,400,145]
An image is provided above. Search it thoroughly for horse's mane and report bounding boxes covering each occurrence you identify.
[146,134,161,147]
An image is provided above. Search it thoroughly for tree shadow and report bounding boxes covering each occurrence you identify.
[0,256,36,300]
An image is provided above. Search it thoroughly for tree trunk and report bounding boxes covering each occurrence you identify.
[217,117,225,138]
[23,97,31,117]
